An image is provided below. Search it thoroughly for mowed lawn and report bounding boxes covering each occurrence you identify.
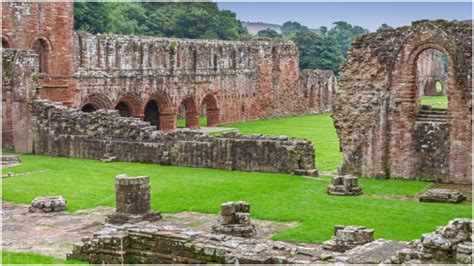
[3,155,471,244]
[221,114,342,171]
[419,95,448,109]
[2,251,84,265]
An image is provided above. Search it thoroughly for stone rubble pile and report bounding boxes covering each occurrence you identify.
[322,225,374,252]
[29,196,67,213]
[390,218,472,264]
[419,188,466,203]
[106,174,161,224]
[212,201,256,237]
[327,176,362,196]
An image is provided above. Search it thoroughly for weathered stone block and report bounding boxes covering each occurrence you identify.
[29,196,67,213]
[419,189,466,203]
[327,175,362,196]
[322,225,374,252]
[212,201,256,237]
[106,174,161,224]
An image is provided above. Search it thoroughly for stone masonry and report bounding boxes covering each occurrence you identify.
[333,20,472,184]
[2,2,337,136]
[322,225,375,252]
[31,100,318,176]
[29,196,67,213]
[419,188,466,203]
[212,201,256,237]
[327,175,362,196]
[106,175,162,224]
[390,218,472,264]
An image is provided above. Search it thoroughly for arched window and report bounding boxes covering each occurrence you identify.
[32,38,50,74]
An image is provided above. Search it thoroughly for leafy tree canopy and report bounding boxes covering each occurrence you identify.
[257,28,282,39]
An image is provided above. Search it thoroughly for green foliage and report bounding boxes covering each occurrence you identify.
[73,2,248,41]
[2,250,85,264]
[221,114,342,171]
[3,154,471,244]
[256,28,282,39]
[256,20,368,74]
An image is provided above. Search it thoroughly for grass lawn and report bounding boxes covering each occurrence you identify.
[2,251,85,264]
[221,114,342,171]
[419,95,448,109]
[177,116,207,128]
[3,154,471,244]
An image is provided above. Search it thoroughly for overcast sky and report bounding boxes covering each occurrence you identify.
[216,2,472,31]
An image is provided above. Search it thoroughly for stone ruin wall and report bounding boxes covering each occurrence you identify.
[2,2,337,134]
[31,100,317,176]
[417,48,447,96]
[73,33,336,130]
[333,20,472,184]
[1,49,37,152]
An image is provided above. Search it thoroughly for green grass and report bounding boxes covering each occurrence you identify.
[2,251,85,264]
[221,114,342,171]
[177,116,207,128]
[419,95,448,109]
[3,154,471,244]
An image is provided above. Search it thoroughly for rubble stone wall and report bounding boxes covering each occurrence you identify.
[1,49,38,152]
[31,100,317,175]
[299,69,338,113]
[333,20,472,184]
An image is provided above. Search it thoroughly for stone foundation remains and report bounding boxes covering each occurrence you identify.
[419,188,466,204]
[322,225,375,252]
[1,154,21,168]
[327,176,362,196]
[29,196,67,213]
[333,20,472,184]
[106,174,161,224]
[390,218,472,264]
[212,201,256,237]
[31,100,317,176]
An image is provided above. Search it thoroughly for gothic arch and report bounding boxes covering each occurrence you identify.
[144,92,175,131]
[201,93,220,127]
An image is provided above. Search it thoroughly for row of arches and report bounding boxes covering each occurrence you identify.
[2,36,51,74]
[80,92,219,131]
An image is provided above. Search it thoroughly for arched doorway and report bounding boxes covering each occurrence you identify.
[177,97,199,129]
[416,49,448,109]
[81,103,98,113]
[32,38,50,74]
[144,100,160,129]
[115,102,131,117]
[201,94,219,127]
[2,37,11,48]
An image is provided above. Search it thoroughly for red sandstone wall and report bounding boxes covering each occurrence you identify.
[333,21,472,184]
[2,2,77,105]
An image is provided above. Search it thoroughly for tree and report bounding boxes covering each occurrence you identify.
[281,21,308,38]
[257,28,281,39]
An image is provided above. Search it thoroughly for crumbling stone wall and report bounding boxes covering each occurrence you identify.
[1,2,76,105]
[1,49,37,152]
[2,2,338,133]
[31,100,317,176]
[299,69,338,113]
[333,20,472,184]
[417,49,447,96]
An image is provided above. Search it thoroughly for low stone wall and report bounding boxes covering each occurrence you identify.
[31,100,317,176]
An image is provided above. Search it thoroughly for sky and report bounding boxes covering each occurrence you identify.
[216,2,472,31]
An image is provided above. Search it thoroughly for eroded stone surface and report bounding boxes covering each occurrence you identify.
[390,218,472,264]
[212,201,256,237]
[327,176,362,196]
[1,201,298,259]
[322,225,374,252]
[106,174,162,224]
[29,196,67,213]
[419,188,466,203]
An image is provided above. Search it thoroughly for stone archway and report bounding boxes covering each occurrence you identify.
[178,96,199,129]
[333,21,471,184]
[115,93,144,118]
[32,38,51,74]
[201,93,219,127]
[80,93,114,112]
[144,92,175,132]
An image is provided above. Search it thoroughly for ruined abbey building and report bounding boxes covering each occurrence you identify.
[333,20,472,184]
[2,2,328,176]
